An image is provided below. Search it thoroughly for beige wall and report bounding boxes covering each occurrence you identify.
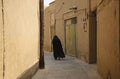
[97,0,120,79]
[2,0,39,79]
[44,2,55,51]
[44,7,51,51]
[44,1,55,51]
[0,0,3,79]
[55,0,91,62]
[45,0,95,63]
[90,0,98,11]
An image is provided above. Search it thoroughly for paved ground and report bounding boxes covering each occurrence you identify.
[32,52,102,79]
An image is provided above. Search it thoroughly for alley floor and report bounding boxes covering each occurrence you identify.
[32,52,102,79]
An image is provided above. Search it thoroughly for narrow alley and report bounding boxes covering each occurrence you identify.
[32,52,102,79]
[0,0,120,79]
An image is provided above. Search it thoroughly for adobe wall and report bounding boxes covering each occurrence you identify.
[44,2,55,51]
[55,0,90,62]
[0,0,3,79]
[97,0,120,79]
[3,0,39,79]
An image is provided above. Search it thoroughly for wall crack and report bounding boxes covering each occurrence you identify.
[1,0,5,79]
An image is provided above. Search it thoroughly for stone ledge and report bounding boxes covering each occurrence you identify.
[17,61,39,79]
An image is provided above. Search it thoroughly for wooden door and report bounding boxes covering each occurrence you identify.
[65,17,77,56]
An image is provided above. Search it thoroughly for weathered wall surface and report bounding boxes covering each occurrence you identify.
[97,0,120,79]
[3,0,39,79]
[55,0,90,62]
[90,0,98,11]
[44,0,91,63]
[0,0,3,79]
[44,7,51,51]
[44,2,55,51]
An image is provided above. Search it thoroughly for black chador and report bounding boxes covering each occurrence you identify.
[52,35,65,60]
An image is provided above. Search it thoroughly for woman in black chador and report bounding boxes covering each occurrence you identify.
[52,35,65,60]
